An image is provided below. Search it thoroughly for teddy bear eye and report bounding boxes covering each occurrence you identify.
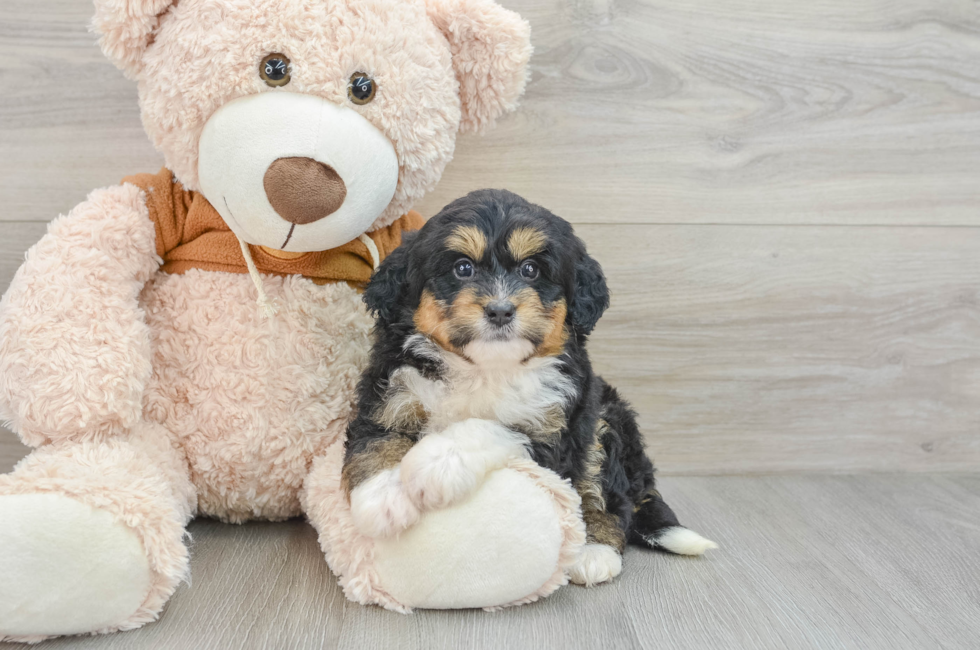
[260,53,291,87]
[348,73,377,105]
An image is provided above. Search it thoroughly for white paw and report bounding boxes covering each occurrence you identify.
[0,493,151,637]
[349,469,420,538]
[399,434,481,510]
[650,526,719,555]
[567,543,622,587]
[400,419,528,510]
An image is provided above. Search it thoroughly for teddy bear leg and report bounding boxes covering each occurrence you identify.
[0,421,195,642]
[303,440,586,611]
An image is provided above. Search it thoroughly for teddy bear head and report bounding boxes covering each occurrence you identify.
[92,0,531,253]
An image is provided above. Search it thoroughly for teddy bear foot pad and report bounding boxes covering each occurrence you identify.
[0,493,151,639]
[371,468,565,609]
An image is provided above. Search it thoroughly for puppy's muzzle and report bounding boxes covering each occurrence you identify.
[264,157,347,224]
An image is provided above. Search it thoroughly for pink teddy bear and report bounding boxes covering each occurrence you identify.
[0,0,585,642]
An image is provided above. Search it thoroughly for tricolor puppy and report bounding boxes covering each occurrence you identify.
[343,189,716,586]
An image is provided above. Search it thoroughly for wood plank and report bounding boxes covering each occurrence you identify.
[3,0,980,225]
[2,220,978,474]
[0,1,163,222]
[419,0,980,226]
[583,223,980,474]
[5,475,976,649]
[615,475,943,650]
[0,427,24,474]
[776,474,980,650]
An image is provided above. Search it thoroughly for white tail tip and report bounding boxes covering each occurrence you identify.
[650,526,719,555]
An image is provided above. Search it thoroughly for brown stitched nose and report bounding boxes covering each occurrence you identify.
[263,157,347,224]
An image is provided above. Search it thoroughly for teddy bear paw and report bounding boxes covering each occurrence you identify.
[0,493,152,638]
[399,419,529,511]
[349,468,421,538]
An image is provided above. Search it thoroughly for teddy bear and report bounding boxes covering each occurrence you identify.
[0,0,586,642]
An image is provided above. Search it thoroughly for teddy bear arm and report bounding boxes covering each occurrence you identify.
[0,184,161,446]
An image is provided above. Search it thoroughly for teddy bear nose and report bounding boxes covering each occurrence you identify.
[263,157,347,224]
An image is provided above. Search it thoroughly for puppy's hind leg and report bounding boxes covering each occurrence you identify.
[632,489,718,556]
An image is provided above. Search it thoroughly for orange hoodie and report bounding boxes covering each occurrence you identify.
[124,167,423,287]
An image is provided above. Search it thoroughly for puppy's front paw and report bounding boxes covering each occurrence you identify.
[349,468,420,538]
[400,419,530,511]
[567,543,623,587]
[399,433,480,510]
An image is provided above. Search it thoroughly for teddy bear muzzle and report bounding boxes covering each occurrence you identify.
[197,91,398,253]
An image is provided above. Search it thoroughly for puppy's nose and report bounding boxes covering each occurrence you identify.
[263,157,347,224]
[485,301,516,327]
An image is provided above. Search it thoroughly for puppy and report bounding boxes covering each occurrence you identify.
[343,189,716,586]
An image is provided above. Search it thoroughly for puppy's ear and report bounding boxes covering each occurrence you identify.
[426,0,533,134]
[92,0,178,79]
[569,253,610,336]
[364,235,416,324]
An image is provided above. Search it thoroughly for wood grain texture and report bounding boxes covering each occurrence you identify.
[417,0,980,226]
[0,1,161,222]
[0,427,23,474]
[582,223,980,474]
[1,462,977,650]
[2,0,980,224]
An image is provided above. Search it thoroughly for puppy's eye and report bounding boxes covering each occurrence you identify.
[453,259,475,280]
[519,260,539,280]
[348,73,377,105]
[260,53,291,87]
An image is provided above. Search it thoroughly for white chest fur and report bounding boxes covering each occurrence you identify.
[385,335,577,435]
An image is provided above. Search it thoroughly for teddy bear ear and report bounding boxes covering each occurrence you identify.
[426,0,533,134]
[92,0,178,79]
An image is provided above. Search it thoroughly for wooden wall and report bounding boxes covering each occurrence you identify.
[2,0,979,474]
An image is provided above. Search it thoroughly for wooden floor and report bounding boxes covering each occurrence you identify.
[2,442,978,649]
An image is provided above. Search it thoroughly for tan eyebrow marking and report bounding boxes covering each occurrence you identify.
[445,225,487,260]
[507,227,547,260]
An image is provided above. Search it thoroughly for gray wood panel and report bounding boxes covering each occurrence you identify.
[3,219,978,474]
[2,0,979,225]
[0,428,24,475]
[2,469,977,649]
[0,1,162,222]
[418,0,980,226]
[583,223,980,474]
